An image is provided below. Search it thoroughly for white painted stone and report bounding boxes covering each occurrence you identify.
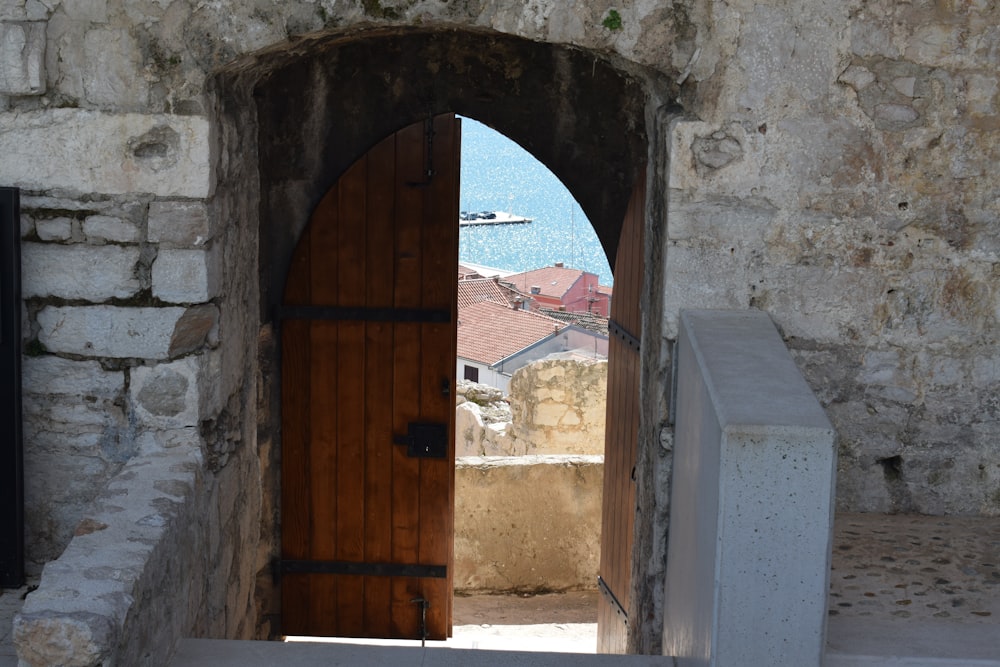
[22,243,141,300]
[23,356,123,398]
[34,217,72,241]
[662,310,835,667]
[148,200,211,246]
[0,110,211,197]
[36,305,206,359]
[152,246,221,303]
[82,215,138,243]
[0,21,44,94]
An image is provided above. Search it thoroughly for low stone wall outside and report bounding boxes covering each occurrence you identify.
[454,456,603,594]
[454,359,608,594]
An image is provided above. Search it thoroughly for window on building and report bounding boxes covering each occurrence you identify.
[464,365,479,382]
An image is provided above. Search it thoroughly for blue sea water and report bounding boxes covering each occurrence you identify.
[459,118,614,286]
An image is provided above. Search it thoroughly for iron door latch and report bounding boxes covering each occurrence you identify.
[393,422,448,458]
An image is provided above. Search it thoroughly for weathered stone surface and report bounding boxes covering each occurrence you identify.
[13,611,115,667]
[4,0,1000,660]
[37,305,217,359]
[33,217,72,241]
[169,303,219,356]
[22,357,128,565]
[455,455,603,594]
[22,243,141,300]
[148,200,211,246]
[0,110,210,197]
[0,20,44,94]
[82,214,138,243]
[152,246,220,303]
[455,401,485,457]
[508,358,607,455]
[129,357,204,429]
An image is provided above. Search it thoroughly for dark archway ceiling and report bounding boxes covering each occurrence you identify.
[249,27,649,309]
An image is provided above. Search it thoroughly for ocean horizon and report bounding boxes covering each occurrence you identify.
[459,117,614,286]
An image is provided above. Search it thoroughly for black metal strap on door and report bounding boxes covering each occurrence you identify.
[609,319,640,353]
[0,187,23,589]
[597,576,628,624]
[276,304,451,324]
[280,559,447,579]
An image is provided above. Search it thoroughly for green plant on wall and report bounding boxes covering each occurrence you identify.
[602,9,623,31]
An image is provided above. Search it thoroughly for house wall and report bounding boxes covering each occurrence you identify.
[0,0,997,662]
[457,357,510,394]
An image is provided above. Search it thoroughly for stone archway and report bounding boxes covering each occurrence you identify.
[211,25,666,647]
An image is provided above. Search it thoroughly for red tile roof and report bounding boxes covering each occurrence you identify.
[457,301,566,366]
[503,265,587,300]
[457,278,516,310]
[458,264,483,280]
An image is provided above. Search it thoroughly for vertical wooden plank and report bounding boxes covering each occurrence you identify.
[335,156,369,637]
[416,114,459,639]
[281,225,313,635]
[390,119,427,639]
[597,169,645,653]
[308,187,341,635]
[362,132,398,636]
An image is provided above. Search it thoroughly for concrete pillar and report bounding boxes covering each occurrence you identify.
[662,309,836,666]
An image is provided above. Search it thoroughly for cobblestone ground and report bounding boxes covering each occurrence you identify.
[830,514,1000,623]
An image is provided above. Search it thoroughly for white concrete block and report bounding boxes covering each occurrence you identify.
[0,21,44,94]
[36,305,214,359]
[152,246,221,303]
[0,110,211,197]
[662,309,836,667]
[22,242,141,300]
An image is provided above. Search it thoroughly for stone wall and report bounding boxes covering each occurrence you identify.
[453,362,606,594]
[454,456,603,594]
[0,0,996,661]
[456,359,607,456]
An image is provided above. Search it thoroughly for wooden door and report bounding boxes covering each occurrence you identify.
[596,171,645,653]
[280,115,460,640]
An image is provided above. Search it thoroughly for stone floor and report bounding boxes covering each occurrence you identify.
[3,513,999,665]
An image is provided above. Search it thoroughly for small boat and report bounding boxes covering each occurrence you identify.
[459,210,533,226]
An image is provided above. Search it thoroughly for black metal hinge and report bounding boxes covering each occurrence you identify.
[609,319,640,353]
[276,304,450,324]
[278,559,447,579]
[598,576,628,624]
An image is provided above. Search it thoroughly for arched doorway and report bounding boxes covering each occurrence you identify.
[213,25,654,650]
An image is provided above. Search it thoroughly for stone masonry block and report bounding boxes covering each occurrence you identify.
[0,110,210,197]
[82,215,138,243]
[152,246,221,304]
[148,200,211,246]
[37,305,218,359]
[23,356,123,398]
[129,357,202,429]
[34,217,72,241]
[22,243,141,301]
[0,21,45,94]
